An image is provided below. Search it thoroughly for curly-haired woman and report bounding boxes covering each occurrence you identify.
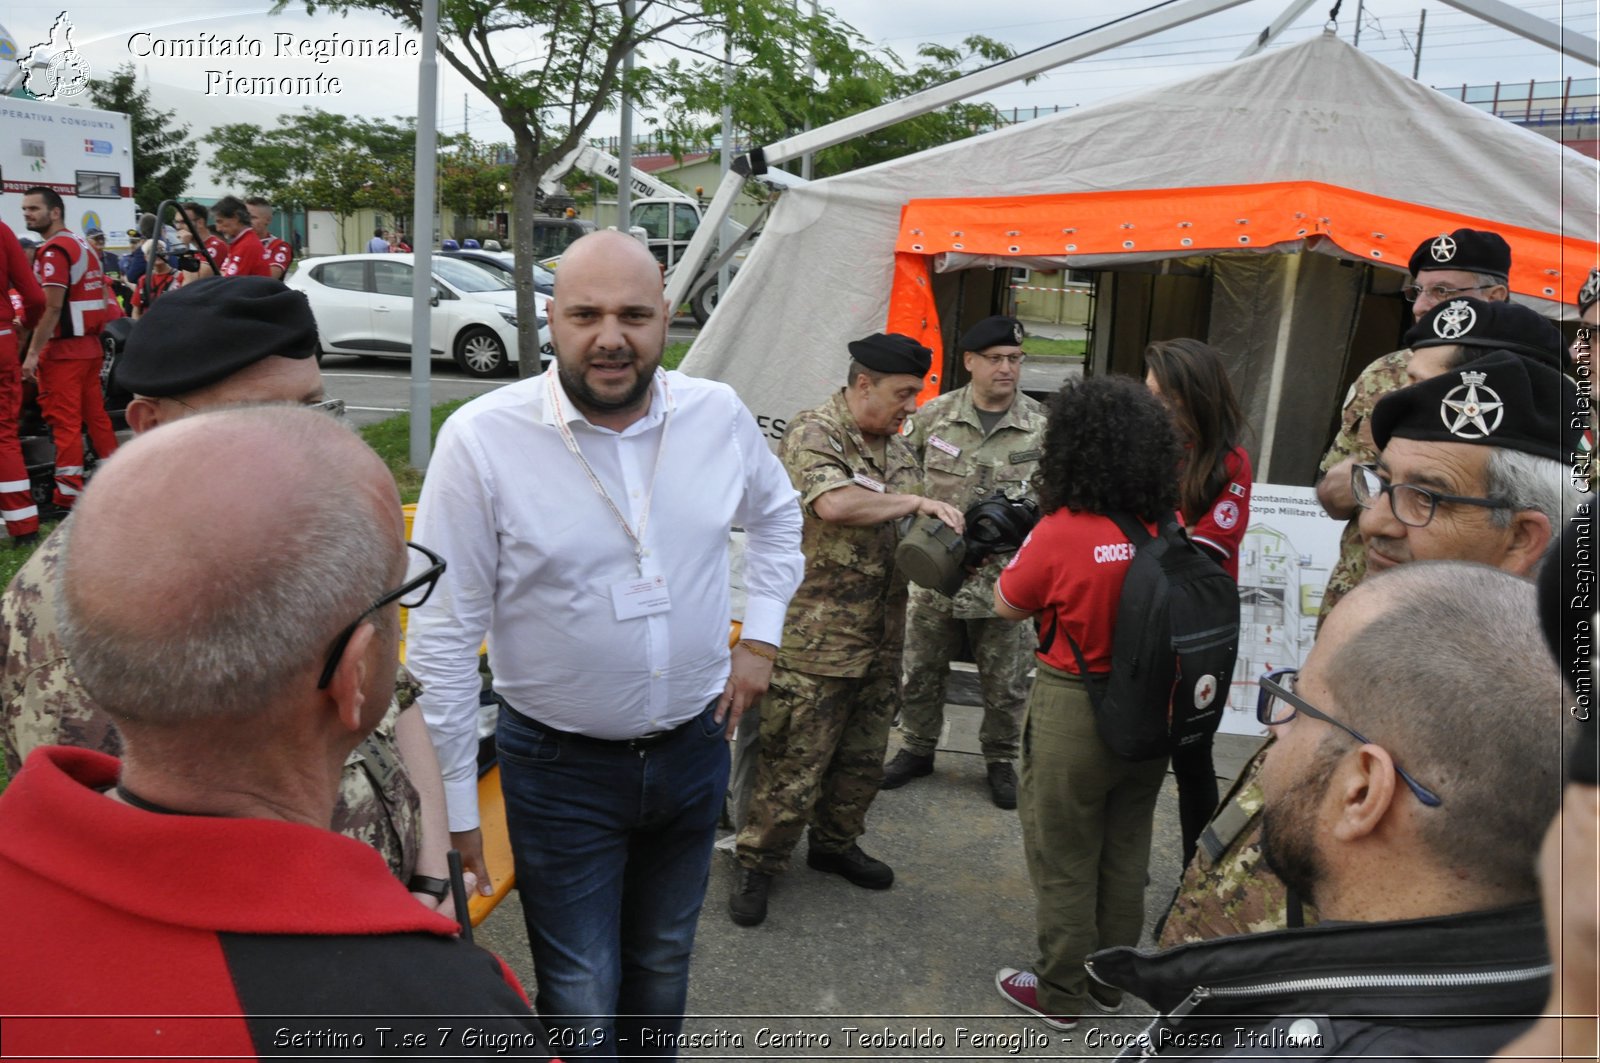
[1145,338,1252,864]
[991,374,1182,1028]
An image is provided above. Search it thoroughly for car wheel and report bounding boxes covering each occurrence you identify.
[690,279,718,326]
[454,326,508,378]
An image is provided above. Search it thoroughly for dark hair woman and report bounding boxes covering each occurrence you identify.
[1143,338,1253,866]
[991,375,1181,1028]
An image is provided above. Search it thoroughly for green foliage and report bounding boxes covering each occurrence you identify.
[86,64,198,213]
[659,34,1023,178]
[205,111,418,250]
[1022,336,1087,358]
[439,135,513,226]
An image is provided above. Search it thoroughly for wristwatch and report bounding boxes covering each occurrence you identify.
[406,874,450,901]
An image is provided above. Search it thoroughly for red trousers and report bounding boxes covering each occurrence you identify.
[37,351,117,509]
[0,331,37,537]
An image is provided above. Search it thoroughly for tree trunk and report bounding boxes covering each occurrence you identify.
[513,140,545,379]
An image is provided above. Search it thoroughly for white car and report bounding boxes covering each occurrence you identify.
[287,253,553,378]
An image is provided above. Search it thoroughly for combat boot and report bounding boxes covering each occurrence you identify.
[728,868,771,926]
[806,843,894,889]
[987,761,1018,810]
[880,749,934,789]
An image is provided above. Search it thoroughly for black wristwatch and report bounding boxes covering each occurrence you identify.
[407,874,450,900]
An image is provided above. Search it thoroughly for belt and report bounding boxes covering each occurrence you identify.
[505,697,714,752]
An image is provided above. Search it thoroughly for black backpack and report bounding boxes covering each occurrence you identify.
[1055,513,1241,761]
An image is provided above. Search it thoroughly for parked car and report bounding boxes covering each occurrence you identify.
[286,253,552,377]
[441,249,556,296]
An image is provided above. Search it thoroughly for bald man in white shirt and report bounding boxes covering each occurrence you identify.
[407,231,803,1062]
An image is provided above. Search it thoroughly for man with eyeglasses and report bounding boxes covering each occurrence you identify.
[1158,329,1577,949]
[0,277,454,912]
[1091,563,1563,1058]
[1315,228,1513,624]
[881,315,1045,809]
[0,406,554,1058]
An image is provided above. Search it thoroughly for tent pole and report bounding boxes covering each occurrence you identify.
[1257,253,1302,482]
[1237,0,1320,59]
[1435,0,1599,64]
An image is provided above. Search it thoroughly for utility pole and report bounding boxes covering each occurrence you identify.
[719,34,733,302]
[463,93,468,137]
[801,0,817,180]
[617,0,634,231]
[1412,9,1426,79]
[1353,0,1364,45]
[408,0,440,469]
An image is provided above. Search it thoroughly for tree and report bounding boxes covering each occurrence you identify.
[86,63,198,213]
[291,0,857,376]
[438,135,513,237]
[658,35,1023,179]
[206,111,416,251]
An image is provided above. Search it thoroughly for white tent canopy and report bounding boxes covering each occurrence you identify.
[682,32,1598,482]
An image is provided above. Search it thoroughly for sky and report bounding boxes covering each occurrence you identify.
[3,0,1596,153]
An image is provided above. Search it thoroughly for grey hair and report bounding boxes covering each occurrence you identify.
[58,411,397,726]
[846,359,888,387]
[1323,562,1567,898]
[1483,448,1580,529]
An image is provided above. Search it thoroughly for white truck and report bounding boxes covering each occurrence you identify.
[0,95,136,253]
[539,142,801,323]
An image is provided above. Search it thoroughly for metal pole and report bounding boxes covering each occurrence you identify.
[409,0,439,470]
[801,0,816,180]
[718,34,732,305]
[1412,9,1426,80]
[1353,0,1363,45]
[616,0,635,234]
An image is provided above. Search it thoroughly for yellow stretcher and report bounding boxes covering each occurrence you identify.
[399,505,742,926]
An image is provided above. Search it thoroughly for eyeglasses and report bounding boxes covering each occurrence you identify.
[1257,667,1441,807]
[1401,282,1496,303]
[975,353,1026,366]
[1350,463,1510,529]
[317,541,446,689]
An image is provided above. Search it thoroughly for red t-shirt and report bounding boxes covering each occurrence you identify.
[262,235,293,275]
[997,509,1159,675]
[219,230,271,277]
[202,234,228,271]
[1186,445,1252,582]
[131,270,176,313]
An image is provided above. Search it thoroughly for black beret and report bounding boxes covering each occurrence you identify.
[959,315,1025,353]
[1371,349,1580,463]
[1402,298,1562,370]
[1578,267,1600,316]
[847,331,932,377]
[114,276,318,397]
[1407,228,1511,280]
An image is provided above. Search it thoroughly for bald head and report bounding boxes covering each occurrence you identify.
[549,230,668,426]
[61,406,403,729]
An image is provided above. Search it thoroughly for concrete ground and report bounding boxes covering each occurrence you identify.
[473,669,1265,1059]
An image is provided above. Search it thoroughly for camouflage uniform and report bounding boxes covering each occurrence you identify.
[736,389,919,873]
[1316,350,1412,624]
[899,385,1045,761]
[0,519,425,881]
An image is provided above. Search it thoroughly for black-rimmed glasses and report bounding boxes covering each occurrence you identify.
[1401,282,1496,303]
[1350,463,1510,529]
[976,353,1026,366]
[1257,667,1442,807]
[317,541,446,689]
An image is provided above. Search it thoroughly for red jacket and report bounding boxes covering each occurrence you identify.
[0,221,44,330]
[0,747,556,1061]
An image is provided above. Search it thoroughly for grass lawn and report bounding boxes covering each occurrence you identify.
[1022,336,1086,358]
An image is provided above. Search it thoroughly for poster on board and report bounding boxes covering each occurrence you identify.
[1218,484,1345,738]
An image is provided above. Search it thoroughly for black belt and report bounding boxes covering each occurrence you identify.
[506,697,714,752]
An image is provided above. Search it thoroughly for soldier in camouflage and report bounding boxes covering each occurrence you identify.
[730,332,964,928]
[882,316,1045,810]
[1315,228,1512,624]
[0,277,446,899]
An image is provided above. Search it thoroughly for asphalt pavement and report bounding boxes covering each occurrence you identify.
[472,675,1266,1060]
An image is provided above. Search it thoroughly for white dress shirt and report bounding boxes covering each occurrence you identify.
[407,369,804,832]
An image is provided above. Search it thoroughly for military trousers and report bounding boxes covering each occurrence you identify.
[735,657,899,874]
[899,588,1032,761]
[1018,663,1167,1015]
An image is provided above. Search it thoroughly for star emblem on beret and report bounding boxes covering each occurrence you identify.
[1432,299,1476,339]
[1581,268,1600,309]
[1430,234,1457,262]
[1439,371,1504,439]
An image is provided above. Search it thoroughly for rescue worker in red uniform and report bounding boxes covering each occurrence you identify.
[20,187,118,515]
[0,221,46,543]
[178,202,229,277]
[130,241,176,319]
[246,197,294,280]
[211,196,271,278]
